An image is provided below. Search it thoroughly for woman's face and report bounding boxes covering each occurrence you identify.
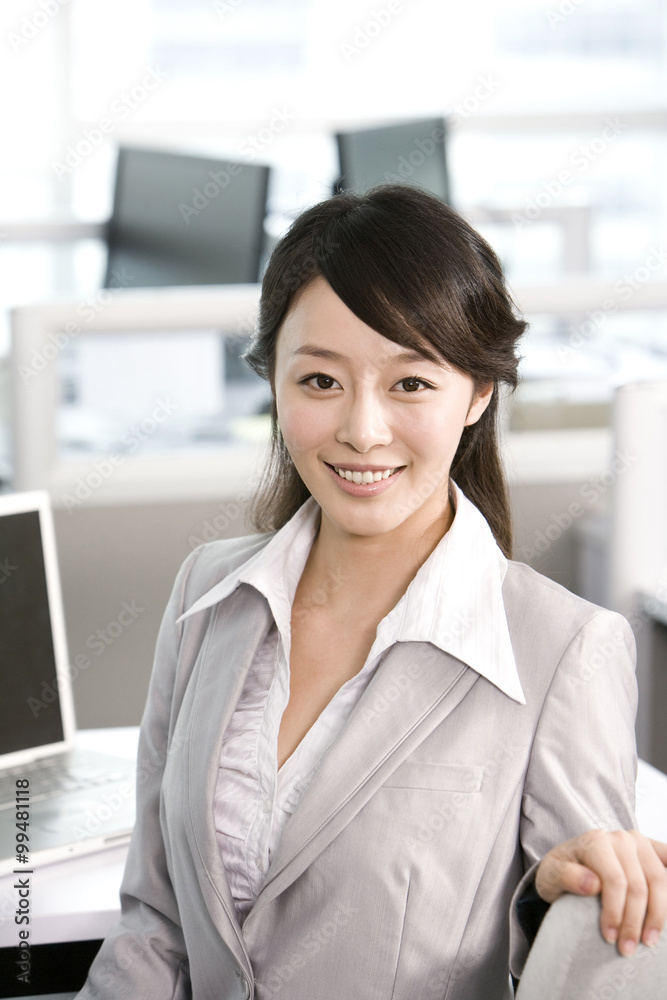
[274,277,493,544]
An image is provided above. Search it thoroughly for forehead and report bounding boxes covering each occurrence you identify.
[277,277,438,368]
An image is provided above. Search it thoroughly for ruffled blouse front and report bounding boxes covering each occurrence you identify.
[213,619,380,921]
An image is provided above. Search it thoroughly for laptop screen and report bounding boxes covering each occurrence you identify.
[0,510,65,756]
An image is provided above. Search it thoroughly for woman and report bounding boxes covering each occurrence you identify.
[77,185,666,999]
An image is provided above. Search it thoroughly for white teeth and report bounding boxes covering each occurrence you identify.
[334,466,396,483]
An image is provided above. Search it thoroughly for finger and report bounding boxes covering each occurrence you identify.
[575,831,631,946]
[637,836,667,947]
[535,857,601,903]
[648,838,667,867]
[607,834,650,956]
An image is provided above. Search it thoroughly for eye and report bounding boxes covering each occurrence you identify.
[394,376,435,393]
[300,372,339,390]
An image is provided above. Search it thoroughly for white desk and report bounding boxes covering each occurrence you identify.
[1,729,666,949]
[0,728,138,949]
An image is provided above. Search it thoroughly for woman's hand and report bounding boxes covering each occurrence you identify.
[535,830,667,956]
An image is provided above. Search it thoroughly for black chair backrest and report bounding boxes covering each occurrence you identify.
[104,146,270,289]
[335,117,450,202]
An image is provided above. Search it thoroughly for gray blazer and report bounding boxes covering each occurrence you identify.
[76,533,637,1000]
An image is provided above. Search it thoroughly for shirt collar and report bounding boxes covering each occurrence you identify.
[178,485,524,705]
[177,499,320,635]
[382,483,525,704]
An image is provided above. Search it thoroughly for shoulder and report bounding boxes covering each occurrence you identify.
[503,558,634,655]
[502,560,636,711]
[174,531,275,608]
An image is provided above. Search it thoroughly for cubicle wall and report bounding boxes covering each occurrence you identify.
[49,479,604,729]
[53,496,254,728]
[10,285,667,758]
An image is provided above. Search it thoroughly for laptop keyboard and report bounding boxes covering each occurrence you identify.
[0,756,132,810]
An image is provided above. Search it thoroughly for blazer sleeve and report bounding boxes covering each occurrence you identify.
[508,607,638,980]
[75,548,203,1000]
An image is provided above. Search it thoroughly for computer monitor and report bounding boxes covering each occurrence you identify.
[335,118,450,202]
[104,147,271,288]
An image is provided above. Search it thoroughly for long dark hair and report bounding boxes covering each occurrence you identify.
[244,185,526,558]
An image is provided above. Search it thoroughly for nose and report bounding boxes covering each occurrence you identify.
[335,386,393,452]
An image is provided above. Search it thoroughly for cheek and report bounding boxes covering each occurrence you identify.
[407,403,467,458]
[276,396,326,456]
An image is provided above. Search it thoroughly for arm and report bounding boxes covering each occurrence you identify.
[509,607,641,978]
[76,549,202,999]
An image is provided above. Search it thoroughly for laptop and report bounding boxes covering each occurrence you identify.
[0,491,136,875]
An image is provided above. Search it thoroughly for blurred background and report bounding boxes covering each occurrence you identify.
[1,0,666,767]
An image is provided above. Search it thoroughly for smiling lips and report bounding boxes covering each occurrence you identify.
[333,466,399,484]
[324,463,404,496]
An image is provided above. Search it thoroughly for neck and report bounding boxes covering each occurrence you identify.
[298,494,455,619]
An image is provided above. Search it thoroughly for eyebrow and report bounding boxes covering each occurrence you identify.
[290,345,443,366]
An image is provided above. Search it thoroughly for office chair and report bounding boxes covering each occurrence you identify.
[334,117,450,202]
[515,892,667,999]
[104,146,271,288]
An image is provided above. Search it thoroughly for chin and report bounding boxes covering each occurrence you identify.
[321,500,406,537]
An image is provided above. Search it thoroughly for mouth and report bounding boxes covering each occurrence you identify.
[323,463,406,497]
[328,464,402,485]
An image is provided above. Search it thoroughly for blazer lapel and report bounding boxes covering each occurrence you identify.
[247,641,479,919]
[182,585,274,968]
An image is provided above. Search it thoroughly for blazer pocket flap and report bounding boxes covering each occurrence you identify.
[382,761,483,792]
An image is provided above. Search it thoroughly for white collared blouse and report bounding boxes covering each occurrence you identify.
[179,483,525,922]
